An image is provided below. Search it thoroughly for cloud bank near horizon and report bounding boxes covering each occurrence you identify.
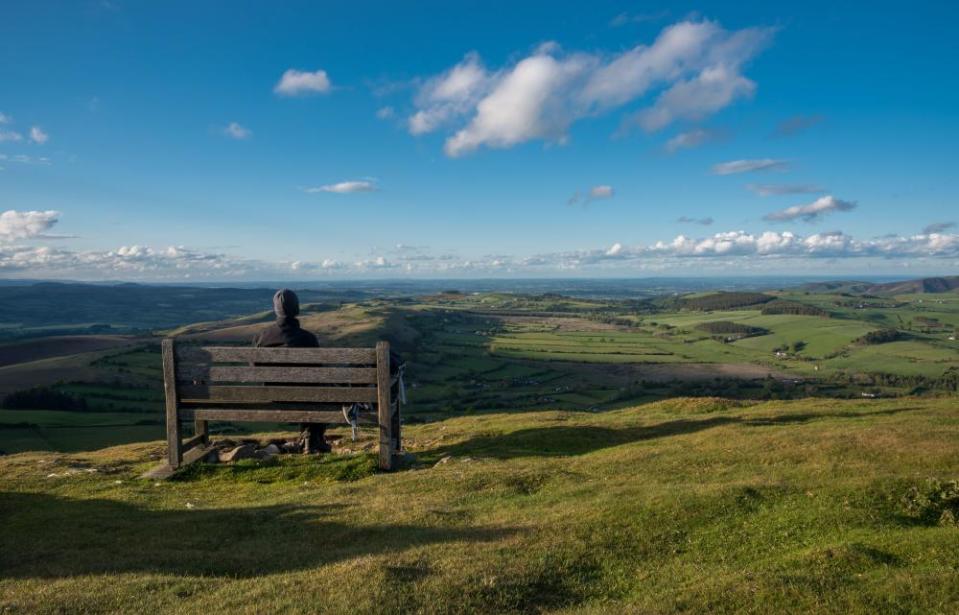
[2,209,956,280]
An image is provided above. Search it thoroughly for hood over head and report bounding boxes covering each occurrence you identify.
[273,288,300,319]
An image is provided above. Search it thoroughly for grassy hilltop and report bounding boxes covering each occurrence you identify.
[2,396,959,614]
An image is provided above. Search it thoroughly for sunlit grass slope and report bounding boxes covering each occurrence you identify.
[1,397,958,614]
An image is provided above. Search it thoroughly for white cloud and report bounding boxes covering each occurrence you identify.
[0,112,11,124]
[304,180,378,194]
[0,129,23,142]
[630,65,755,132]
[274,68,332,96]
[5,226,958,280]
[376,106,395,120]
[0,244,265,278]
[0,154,52,166]
[764,195,857,222]
[409,20,773,157]
[747,183,823,196]
[540,229,959,267]
[408,52,492,136]
[444,51,593,156]
[0,210,61,242]
[568,184,615,205]
[222,122,252,140]
[665,128,719,153]
[29,126,48,144]
[712,158,788,175]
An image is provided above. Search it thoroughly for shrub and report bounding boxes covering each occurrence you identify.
[761,300,829,317]
[1,386,88,412]
[695,321,769,340]
[854,329,903,345]
[902,478,959,526]
[681,292,774,311]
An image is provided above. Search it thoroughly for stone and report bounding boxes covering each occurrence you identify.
[220,443,256,463]
[433,455,453,468]
[253,446,280,460]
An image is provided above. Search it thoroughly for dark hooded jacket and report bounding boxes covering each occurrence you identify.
[253,289,319,348]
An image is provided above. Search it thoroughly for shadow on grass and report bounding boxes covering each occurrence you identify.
[0,492,514,579]
[427,407,919,460]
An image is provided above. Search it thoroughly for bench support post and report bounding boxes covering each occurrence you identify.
[194,418,209,445]
[162,338,182,469]
[376,341,395,470]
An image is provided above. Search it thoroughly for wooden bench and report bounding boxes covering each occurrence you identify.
[156,338,401,475]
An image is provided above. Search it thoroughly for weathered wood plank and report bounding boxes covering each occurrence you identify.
[176,346,376,365]
[376,341,394,470]
[162,339,182,468]
[192,408,375,423]
[182,432,206,452]
[194,418,209,445]
[188,401,366,412]
[176,365,377,384]
[178,384,377,404]
[181,443,216,466]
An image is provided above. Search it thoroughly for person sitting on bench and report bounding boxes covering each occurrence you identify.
[252,288,330,454]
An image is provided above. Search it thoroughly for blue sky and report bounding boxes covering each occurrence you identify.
[1,0,957,280]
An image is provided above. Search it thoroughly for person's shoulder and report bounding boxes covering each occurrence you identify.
[297,329,320,347]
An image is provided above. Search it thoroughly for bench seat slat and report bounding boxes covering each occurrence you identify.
[176,365,377,384]
[178,384,377,404]
[192,408,377,424]
[176,346,376,365]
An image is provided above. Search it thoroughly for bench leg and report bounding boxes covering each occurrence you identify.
[391,402,402,452]
[376,341,394,470]
[166,408,182,469]
[194,418,209,444]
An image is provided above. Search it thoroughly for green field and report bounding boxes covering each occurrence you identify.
[2,397,959,613]
[0,409,164,454]
[1,287,957,455]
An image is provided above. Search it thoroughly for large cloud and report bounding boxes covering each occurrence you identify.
[763,195,857,222]
[0,210,61,242]
[408,52,492,135]
[0,244,270,278]
[409,20,773,156]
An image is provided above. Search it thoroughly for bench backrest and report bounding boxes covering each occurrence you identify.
[173,345,383,406]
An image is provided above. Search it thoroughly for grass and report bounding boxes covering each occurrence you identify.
[0,409,164,453]
[2,396,958,613]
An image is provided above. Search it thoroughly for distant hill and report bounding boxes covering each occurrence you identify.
[802,276,959,295]
[865,276,959,295]
[0,283,363,338]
